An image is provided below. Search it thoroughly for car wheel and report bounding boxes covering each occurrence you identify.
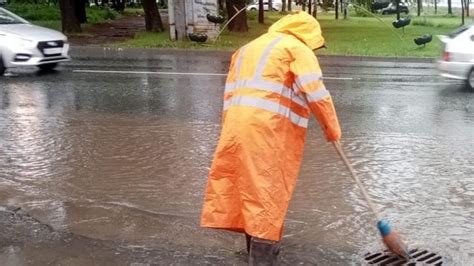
[467,68,474,91]
[250,7,257,11]
[0,56,5,76]
[382,11,387,15]
[38,63,58,71]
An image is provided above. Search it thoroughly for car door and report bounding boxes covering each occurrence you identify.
[469,28,474,65]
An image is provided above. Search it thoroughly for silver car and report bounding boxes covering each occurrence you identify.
[0,7,70,76]
[437,24,474,90]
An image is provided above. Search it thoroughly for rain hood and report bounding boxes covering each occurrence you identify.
[268,11,325,50]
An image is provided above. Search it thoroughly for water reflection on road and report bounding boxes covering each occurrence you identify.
[0,58,473,264]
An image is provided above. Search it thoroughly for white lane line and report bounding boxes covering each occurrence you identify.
[324,77,353,80]
[73,69,226,76]
[73,69,353,80]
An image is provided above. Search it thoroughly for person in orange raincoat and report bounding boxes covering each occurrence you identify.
[201,11,341,264]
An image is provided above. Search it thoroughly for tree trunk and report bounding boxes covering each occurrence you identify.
[417,0,421,16]
[466,0,469,17]
[287,0,292,11]
[343,0,348,18]
[335,0,339,19]
[226,1,249,32]
[448,0,452,14]
[112,0,125,12]
[269,0,273,11]
[313,0,317,17]
[75,0,87,23]
[59,0,82,33]
[281,0,287,13]
[258,0,264,24]
[143,0,164,32]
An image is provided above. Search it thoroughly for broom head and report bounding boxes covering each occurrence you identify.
[377,219,410,259]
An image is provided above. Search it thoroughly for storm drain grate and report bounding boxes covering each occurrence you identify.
[364,248,443,265]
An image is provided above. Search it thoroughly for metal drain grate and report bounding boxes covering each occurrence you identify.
[364,248,443,265]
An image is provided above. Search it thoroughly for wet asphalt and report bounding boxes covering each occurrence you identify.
[0,48,473,265]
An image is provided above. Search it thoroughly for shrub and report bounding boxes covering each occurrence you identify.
[87,6,117,23]
[6,4,60,21]
[5,3,118,23]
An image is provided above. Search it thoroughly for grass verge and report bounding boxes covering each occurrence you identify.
[117,11,464,57]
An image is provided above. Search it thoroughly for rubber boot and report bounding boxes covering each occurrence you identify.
[248,237,281,266]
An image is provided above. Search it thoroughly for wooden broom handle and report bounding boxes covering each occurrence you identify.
[333,141,381,221]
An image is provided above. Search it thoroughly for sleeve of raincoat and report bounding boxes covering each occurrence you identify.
[290,46,341,142]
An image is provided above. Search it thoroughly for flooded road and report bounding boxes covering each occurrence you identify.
[0,53,473,265]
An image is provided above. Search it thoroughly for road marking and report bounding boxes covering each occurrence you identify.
[73,69,226,76]
[73,69,353,80]
[324,77,353,80]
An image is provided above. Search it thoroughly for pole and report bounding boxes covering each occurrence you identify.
[168,0,176,40]
[174,0,187,40]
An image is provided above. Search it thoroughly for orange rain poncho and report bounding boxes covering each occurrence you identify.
[201,12,341,241]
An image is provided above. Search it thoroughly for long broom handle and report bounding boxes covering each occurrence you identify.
[333,141,382,221]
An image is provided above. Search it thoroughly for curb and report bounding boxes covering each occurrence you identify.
[69,46,437,64]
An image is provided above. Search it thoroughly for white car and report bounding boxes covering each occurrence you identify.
[437,24,474,90]
[247,1,282,11]
[0,7,70,76]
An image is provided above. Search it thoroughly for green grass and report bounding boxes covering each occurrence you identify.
[123,8,145,16]
[316,14,462,57]
[117,11,463,57]
[112,12,284,50]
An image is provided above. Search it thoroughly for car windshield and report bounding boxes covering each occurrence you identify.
[0,8,27,25]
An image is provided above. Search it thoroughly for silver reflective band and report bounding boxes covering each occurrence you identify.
[224,96,308,128]
[254,36,284,77]
[306,87,330,102]
[295,73,323,89]
[225,79,307,108]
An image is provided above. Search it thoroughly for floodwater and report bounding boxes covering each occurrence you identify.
[0,56,473,264]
